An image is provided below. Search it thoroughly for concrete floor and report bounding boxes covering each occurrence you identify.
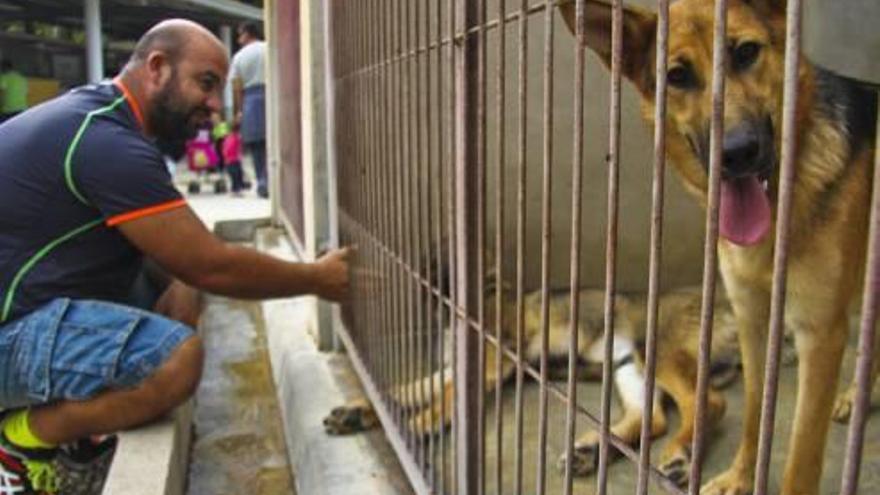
[183,181,289,494]
[419,329,880,494]
[186,295,296,495]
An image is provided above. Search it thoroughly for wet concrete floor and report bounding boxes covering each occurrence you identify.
[186,294,296,495]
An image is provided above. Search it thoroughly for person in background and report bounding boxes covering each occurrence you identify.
[229,21,268,199]
[0,59,28,124]
[222,122,246,196]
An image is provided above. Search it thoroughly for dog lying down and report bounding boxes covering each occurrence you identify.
[324,284,762,486]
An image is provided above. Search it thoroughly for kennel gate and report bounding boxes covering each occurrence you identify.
[325,0,880,494]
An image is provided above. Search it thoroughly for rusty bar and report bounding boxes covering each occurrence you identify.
[492,0,507,492]
[394,0,412,446]
[753,2,802,493]
[534,0,555,493]
[562,0,587,491]
[389,0,405,429]
[414,0,429,473]
[475,0,489,492]
[402,0,421,468]
[448,0,460,490]
[352,0,366,370]
[413,0,430,479]
[384,0,396,410]
[455,0,481,492]
[371,0,390,397]
[376,0,391,421]
[435,0,449,491]
[596,0,623,493]
[635,0,670,492]
[840,99,880,495]
[513,0,529,492]
[687,0,727,492]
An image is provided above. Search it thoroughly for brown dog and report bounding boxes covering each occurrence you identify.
[558,1,878,493]
[325,282,740,485]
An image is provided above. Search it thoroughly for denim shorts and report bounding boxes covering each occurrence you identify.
[0,298,194,408]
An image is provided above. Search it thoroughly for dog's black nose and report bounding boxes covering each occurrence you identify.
[722,126,760,177]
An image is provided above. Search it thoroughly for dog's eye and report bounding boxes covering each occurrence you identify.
[732,42,762,71]
[667,65,697,89]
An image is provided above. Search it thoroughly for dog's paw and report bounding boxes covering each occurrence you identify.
[700,468,754,495]
[407,409,444,437]
[557,442,600,477]
[323,403,377,435]
[659,446,692,488]
[832,389,855,423]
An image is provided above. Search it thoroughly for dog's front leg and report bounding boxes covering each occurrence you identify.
[780,317,848,495]
[702,279,770,495]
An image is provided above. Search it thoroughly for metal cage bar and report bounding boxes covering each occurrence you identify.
[688,0,727,492]
[753,2,803,494]
[596,1,624,493]
[635,1,671,494]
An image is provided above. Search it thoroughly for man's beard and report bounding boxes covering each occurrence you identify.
[148,73,206,144]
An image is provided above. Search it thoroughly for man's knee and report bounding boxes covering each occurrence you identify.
[146,335,204,413]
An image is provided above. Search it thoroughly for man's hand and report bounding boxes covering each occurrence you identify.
[312,246,353,302]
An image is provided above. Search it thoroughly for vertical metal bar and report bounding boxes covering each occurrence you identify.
[436,0,449,491]
[534,0,555,493]
[492,0,507,492]
[513,0,529,492]
[387,0,404,429]
[635,1,670,492]
[562,0,587,492]
[359,0,372,376]
[753,2,802,493]
[596,0,623,492]
[840,103,880,495]
[448,0,460,490]
[369,0,386,397]
[402,0,420,467]
[396,0,412,448]
[687,0,728,491]
[475,0,488,492]
[455,0,480,492]
[413,0,429,477]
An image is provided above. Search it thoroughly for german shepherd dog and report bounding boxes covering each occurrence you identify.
[557,1,879,493]
[325,279,741,485]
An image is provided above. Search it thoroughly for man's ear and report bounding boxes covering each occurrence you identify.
[145,51,172,86]
[558,0,657,94]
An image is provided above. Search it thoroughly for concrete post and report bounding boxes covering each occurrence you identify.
[84,0,104,83]
[219,25,235,120]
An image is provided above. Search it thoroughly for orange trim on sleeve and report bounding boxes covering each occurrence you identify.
[106,199,188,227]
[112,77,145,129]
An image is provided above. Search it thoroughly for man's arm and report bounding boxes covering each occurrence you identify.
[117,205,350,301]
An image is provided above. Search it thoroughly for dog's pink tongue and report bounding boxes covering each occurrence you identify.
[719,177,771,246]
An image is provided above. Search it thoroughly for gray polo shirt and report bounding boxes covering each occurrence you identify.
[230,41,266,89]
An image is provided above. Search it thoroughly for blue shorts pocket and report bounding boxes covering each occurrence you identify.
[0,299,193,406]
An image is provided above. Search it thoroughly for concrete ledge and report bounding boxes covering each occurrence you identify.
[257,227,412,495]
[101,401,193,495]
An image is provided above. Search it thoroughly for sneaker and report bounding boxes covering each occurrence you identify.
[55,436,117,495]
[0,434,58,495]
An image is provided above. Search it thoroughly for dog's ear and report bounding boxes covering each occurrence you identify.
[558,0,657,94]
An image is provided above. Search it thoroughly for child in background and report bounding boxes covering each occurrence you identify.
[223,123,246,196]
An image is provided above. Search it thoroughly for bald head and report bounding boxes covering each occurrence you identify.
[129,19,226,68]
